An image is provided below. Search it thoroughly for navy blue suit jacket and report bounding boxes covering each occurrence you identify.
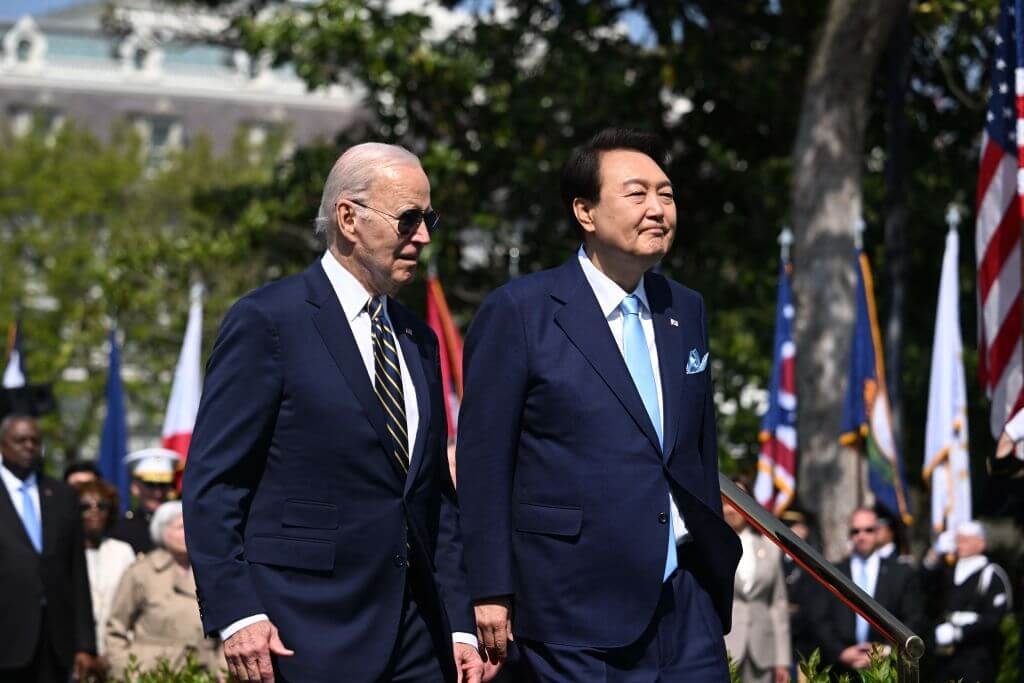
[182,262,473,681]
[457,257,741,649]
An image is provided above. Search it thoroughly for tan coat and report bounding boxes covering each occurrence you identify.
[104,549,223,678]
[724,530,792,672]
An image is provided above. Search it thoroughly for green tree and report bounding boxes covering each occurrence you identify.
[0,121,285,464]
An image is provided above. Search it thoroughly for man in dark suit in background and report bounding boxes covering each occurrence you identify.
[819,507,924,674]
[457,128,741,681]
[183,143,482,683]
[0,414,96,682]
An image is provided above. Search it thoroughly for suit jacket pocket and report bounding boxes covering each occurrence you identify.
[514,502,582,537]
[245,535,335,571]
[282,499,339,529]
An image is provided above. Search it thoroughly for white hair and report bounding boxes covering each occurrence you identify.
[149,500,183,548]
[314,142,421,237]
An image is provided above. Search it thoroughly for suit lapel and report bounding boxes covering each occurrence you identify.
[552,260,662,456]
[647,274,682,461]
[305,265,395,470]
[0,478,34,551]
[392,306,432,493]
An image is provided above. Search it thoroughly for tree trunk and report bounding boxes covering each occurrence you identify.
[792,0,905,561]
[883,4,911,457]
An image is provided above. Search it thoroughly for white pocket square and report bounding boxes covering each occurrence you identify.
[685,349,709,374]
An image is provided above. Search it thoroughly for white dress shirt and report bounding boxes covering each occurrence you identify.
[1,459,40,528]
[223,253,475,649]
[735,528,757,595]
[577,247,689,543]
[320,250,420,455]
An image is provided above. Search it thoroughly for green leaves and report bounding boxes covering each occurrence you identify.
[0,123,291,463]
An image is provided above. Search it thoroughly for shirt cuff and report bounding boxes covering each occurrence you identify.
[452,632,479,649]
[220,614,270,641]
[1005,407,1024,441]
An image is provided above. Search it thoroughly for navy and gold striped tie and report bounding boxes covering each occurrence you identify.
[369,297,410,474]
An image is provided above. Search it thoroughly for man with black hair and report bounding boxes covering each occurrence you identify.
[458,128,740,680]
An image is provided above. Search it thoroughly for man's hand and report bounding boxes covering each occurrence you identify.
[773,665,790,683]
[71,652,97,681]
[482,657,504,683]
[223,620,294,682]
[454,642,483,683]
[838,644,871,669]
[992,430,1024,478]
[475,598,513,663]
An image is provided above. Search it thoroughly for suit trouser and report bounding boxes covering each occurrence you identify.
[0,609,68,683]
[270,568,451,683]
[381,572,449,683]
[519,547,730,683]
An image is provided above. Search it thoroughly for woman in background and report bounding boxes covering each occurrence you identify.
[104,500,222,678]
[72,478,136,672]
[723,478,792,683]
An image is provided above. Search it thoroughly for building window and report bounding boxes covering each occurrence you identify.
[3,17,46,67]
[132,114,183,170]
[16,39,32,62]
[8,105,64,141]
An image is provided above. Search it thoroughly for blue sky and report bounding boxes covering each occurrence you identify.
[4,0,654,43]
[3,0,82,20]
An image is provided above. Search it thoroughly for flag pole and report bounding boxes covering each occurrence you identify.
[853,216,867,507]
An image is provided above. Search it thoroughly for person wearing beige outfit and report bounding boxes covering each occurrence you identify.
[723,479,791,683]
[105,501,223,678]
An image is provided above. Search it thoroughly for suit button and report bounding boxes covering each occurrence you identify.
[394,554,406,568]
[658,512,668,524]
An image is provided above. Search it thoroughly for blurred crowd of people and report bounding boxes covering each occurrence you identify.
[0,413,221,682]
[0,409,1020,682]
[725,475,1017,683]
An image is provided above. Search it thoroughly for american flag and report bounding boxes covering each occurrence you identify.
[977,0,1024,438]
[754,260,797,514]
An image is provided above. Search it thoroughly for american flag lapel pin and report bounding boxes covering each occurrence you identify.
[669,318,679,327]
[405,327,413,336]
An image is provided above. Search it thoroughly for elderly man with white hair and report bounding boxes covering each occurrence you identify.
[933,520,1013,683]
[183,143,482,683]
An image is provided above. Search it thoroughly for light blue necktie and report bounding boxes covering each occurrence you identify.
[19,481,42,554]
[853,559,870,643]
[621,295,677,582]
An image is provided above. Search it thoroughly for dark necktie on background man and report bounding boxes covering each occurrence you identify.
[370,297,410,473]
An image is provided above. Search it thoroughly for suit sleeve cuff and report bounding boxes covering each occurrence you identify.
[452,632,479,649]
[220,614,270,641]
[1006,407,1024,441]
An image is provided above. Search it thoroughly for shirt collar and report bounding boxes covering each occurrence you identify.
[577,246,649,319]
[0,459,37,492]
[851,551,880,573]
[954,555,989,585]
[320,251,385,323]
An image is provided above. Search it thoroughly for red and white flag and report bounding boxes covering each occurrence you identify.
[163,284,203,481]
[425,275,463,439]
[977,0,1024,438]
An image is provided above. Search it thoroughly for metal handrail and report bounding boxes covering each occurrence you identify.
[719,475,925,682]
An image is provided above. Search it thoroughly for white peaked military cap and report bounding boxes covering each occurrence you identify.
[124,447,181,483]
[955,520,987,541]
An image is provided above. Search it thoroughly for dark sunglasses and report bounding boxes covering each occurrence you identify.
[849,526,877,537]
[137,480,173,491]
[80,500,113,513]
[348,199,440,236]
